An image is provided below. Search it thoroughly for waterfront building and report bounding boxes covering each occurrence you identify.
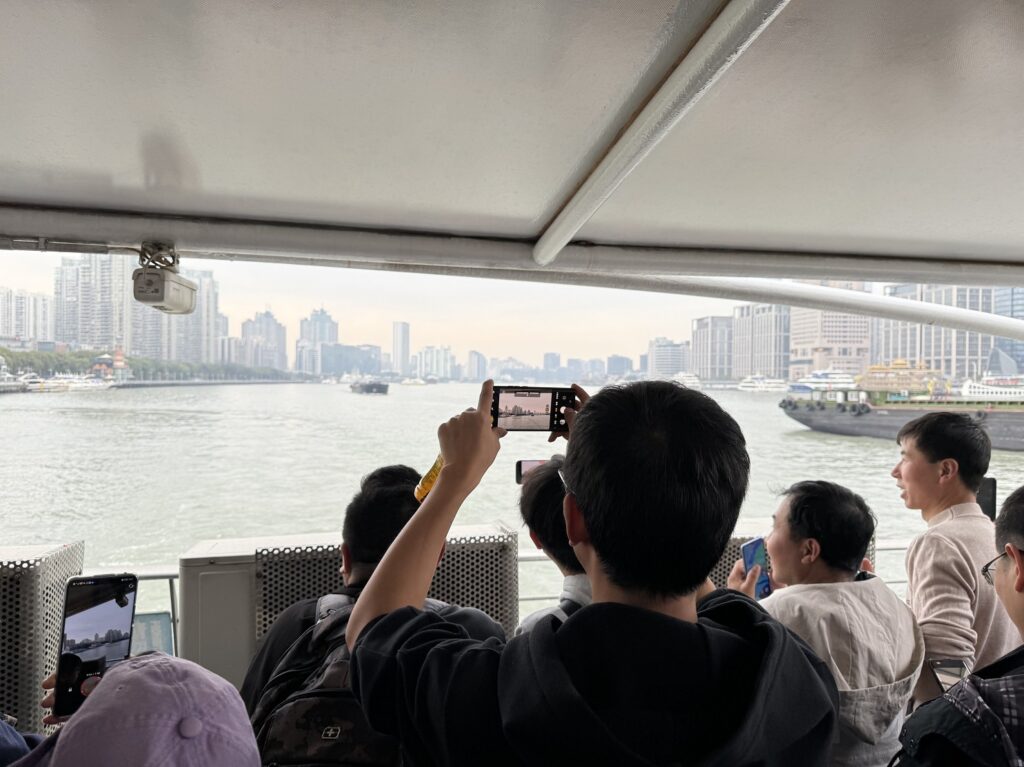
[466,350,487,381]
[691,317,733,382]
[170,270,219,364]
[994,287,1024,371]
[543,352,561,371]
[732,303,790,380]
[55,254,134,352]
[241,310,288,371]
[392,321,410,376]
[295,308,339,374]
[871,285,995,381]
[0,288,53,343]
[566,358,584,380]
[606,354,633,377]
[416,345,455,379]
[638,353,648,375]
[53,257,81,345]
[586,358,606,379]
[321,343,381,376]
[647,337,687,379]
[789,282,870,380]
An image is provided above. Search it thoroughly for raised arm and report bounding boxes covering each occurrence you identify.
[906,534,978,665]
[346,380,503,650]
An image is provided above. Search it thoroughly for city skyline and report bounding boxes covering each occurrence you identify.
[2,250,739,366]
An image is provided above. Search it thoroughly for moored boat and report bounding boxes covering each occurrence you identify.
[350,381,389,394]
[737,375,788,392]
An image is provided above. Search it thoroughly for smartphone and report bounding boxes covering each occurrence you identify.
[740,537,773,600]
[977,477,996,521]
[927,659,971,692]
[515,459,547,484]
[53,574,138,717]
[492,387,576,432]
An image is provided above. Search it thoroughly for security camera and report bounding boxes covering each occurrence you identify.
[133,266,197,314]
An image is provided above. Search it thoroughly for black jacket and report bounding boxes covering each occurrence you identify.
[352,589,839,766]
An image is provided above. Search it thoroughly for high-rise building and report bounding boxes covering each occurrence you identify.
[0,289,48,341]
[321,344,381,375]
[241,310,288,370]
[566,358,585,380]
[606,355,633,377]
[994,287,1024,371]
[692,317,733,381]
[0,287,12,338]
[732,303,790,379]
[789,282,870,380]
[647,337,687,379]
[54,257,81,345]
[543,352,561,371]
[295,308,339,374]
[416,346,455,379]
[169,270,219,364]
[393,321,410,376]
[871,285,995,380]
[466,350,487,381]
[586,358,606,379]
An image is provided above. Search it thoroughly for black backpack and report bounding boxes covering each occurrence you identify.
[250,594,445,767]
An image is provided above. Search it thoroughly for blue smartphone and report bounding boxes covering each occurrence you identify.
[740,537,773,600]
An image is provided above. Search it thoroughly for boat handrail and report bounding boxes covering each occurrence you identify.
[86,539,915,657]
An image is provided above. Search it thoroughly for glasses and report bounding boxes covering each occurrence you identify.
[557,468,571,495]
[982,551,1009,585]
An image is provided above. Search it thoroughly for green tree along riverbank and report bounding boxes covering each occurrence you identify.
[0,347,299,382]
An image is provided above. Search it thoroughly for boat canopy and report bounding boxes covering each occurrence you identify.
[3,1,1024,313]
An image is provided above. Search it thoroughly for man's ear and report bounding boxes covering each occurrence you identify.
[528,529,544,550]
[564,494,590,547]
[802,538,821,565]
[1008,544,1024,594]
[341,542,353,584]
[937,458,960,485]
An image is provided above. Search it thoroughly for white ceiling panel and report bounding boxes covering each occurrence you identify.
[0,0,724,237]
[578,0,1024,261]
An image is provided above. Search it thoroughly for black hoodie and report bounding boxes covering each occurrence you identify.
[352,589,839,766]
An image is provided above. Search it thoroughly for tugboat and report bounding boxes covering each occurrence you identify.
[350,381,389,394]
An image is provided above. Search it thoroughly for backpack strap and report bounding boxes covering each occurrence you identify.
[311,593,357,645]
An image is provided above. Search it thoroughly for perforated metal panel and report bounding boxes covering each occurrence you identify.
[0,542,84,732]
[255,524,519,640]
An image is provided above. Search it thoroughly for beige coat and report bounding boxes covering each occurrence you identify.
[760,577,925,767]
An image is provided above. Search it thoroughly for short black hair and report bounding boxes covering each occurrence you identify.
[563,381,749,597]
[360,464,421,492]
[995,485,1024,551]
[896,412,990,492]
[782,481,876,572]
[519,455,583,575]
[343,480,421,565]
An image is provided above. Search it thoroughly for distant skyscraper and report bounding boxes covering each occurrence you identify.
[691,317,733,381]
[296,308,339,373]
[566,358,585,380]
[466,350,487,381]
[606,355,633,377]
[790,282,870,380]
[871,285,994,380]
[543,352,561,371]
[647,337,686,379]
[416,346,455,379]
[242,310,288,370]
[586,358,606,379]
[216,312,229,340]
[393,321,410,376]
[53,254,133,352]
[732,303,790,379]
[994,287,1024,371]
[54,257,81,345]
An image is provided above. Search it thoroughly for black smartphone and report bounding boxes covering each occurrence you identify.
[515,459,547,484]
[978,477,996,521]
[927,658,970,693]
[53,574,138,717]
[492,386,576,432]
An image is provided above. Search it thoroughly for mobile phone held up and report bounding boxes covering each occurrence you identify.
[740,537,773,600]
[53,574,138,718]
[492,386,576,432]
[927,658,971,693]
[515,459,547,484]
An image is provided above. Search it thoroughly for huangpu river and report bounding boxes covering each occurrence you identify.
[5,383,1024,611]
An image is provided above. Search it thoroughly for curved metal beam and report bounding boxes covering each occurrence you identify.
[6,204,1024,287]
[532,0,791,266]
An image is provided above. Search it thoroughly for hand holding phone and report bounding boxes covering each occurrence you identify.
[740,537,773,600]
[53,574,138,718]
[492,386,577,433]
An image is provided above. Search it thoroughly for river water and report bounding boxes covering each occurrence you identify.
[4,383,1024,609]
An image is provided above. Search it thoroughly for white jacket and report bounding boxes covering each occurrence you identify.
[760,576,925,767]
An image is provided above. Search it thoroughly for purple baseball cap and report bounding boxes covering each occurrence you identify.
[13,652,259,767]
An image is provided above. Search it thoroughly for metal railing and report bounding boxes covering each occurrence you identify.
[98,539,913,657]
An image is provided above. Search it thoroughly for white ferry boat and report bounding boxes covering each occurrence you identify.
[788,371,858,395]
[672,372,703,390]
[737,375,788,392]
[959,377,1024,403]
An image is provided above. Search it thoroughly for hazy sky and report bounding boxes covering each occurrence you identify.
[3,250,742,365]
